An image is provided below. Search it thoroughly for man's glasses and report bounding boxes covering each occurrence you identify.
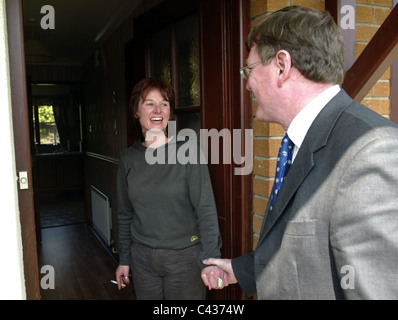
[240,59,265,80]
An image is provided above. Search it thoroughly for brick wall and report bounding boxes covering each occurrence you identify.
[249,0,394,248]
[357,0,393,117]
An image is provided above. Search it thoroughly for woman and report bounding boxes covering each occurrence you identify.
[115,78,222,300]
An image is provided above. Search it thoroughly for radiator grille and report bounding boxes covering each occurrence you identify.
[90,186,112,246]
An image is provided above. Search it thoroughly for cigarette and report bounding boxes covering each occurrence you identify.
[111,280,126,288]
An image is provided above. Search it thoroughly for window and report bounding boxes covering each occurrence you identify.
[33,105,61,146]
[175,14,200,108]
[148,13,201,134]
[30,83,82,154]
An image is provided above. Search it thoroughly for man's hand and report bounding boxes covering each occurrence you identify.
[201,258,238,290]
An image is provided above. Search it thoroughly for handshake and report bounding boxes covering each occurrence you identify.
[201,258,238,290]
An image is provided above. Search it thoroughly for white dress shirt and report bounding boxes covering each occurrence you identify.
[287,85,341,162]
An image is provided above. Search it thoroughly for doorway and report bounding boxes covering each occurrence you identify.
[8,0,252,299]
[28,82,86,232]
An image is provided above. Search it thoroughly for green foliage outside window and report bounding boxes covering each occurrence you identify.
[34,105,60,145]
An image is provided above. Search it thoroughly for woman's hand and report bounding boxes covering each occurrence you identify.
[115,265,130,290]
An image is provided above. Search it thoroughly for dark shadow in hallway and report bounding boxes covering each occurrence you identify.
[39,192,86,228]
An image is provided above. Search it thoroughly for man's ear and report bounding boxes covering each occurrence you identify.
[275,50,292,86]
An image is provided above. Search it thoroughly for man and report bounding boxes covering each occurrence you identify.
[202,6,398,299]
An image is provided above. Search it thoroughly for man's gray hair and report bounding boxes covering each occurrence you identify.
[247,6,345,85]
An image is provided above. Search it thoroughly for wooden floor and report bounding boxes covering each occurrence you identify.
[38,223,136,300]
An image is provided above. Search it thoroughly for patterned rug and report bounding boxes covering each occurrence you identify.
[40,194,86,228]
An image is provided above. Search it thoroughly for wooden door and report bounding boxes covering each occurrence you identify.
[125,0,252,300]
[6,0,41,300]
[200,0,252,300]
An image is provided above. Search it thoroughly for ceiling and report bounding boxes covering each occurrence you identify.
[22,0,142,65]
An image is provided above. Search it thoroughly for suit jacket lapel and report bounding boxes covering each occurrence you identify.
[257,90,354,246]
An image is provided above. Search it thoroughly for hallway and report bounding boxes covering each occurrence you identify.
[38,223,136,300]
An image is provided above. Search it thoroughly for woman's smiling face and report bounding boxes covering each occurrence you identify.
[135,88,171,136]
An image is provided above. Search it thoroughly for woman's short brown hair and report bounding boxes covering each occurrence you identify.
[247,6,345,85]
[129,78,175,120]
[129,78,175,141]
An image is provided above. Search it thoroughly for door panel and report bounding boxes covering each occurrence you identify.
[200,0,252,300]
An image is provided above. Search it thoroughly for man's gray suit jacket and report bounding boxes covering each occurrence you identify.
[232,89,398,299]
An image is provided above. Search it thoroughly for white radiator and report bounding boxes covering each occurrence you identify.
[91,185,112,246]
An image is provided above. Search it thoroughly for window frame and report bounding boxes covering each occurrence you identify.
[146,11,201,132]
[32,104,61,147]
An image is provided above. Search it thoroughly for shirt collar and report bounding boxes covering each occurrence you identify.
[287,85,341,150]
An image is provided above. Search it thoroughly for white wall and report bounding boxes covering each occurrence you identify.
[0,0,26,300]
